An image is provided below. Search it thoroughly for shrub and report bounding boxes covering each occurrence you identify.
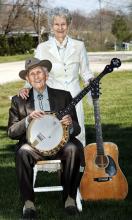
[0,33,34,55]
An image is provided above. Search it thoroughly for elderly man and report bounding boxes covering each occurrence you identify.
[8,57,85,219]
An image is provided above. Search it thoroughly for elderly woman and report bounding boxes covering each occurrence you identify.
[20,7,94,146]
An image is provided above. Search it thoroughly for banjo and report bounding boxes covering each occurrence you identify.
[27,58,121,156]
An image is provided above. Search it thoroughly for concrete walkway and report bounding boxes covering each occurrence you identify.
[0,61,24,84]
[0,52,132,84]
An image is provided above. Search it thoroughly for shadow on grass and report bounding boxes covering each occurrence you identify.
[85,123,132,161]
[0,158,21,220]
[85,123,132,146]
[0,123,132,219]
[0,164,131,220]
[0,144,15,154]
[0,126,7,132]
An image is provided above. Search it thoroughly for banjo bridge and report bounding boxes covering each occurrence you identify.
[37,132,46,141]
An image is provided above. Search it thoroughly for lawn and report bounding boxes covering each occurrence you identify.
[0,70,132,220]
[0,54,33,63]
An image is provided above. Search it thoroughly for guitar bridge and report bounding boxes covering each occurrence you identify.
[94,177,112,182]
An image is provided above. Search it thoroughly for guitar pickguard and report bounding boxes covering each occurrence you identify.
[105,155,117,176]
[94,155,117,182]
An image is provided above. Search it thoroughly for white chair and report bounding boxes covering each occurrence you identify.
[33,159,82,212]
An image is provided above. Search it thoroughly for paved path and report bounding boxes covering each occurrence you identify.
[0,52,132,84]
[0,61,24,84]
[89,61,132,73]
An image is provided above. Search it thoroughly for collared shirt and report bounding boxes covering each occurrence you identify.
[25,86,50,127]
[55,36,68,60]
[33,87,50,112]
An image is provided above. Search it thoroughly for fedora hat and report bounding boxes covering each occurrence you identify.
[19,57,52,80]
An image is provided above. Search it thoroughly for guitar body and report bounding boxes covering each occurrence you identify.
[80,142,128,200]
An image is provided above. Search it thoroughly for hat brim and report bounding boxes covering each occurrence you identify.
[19,60,52,80]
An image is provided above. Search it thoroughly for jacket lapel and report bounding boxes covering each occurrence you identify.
[64,37,76,62]
[47,86,56,112]
[49,38,61,61]
[25,89,35,115]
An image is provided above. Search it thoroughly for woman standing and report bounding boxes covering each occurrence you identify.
[21,7,94,146]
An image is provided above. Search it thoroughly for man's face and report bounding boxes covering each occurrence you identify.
[26,66,48,92]
[52,16,68,41]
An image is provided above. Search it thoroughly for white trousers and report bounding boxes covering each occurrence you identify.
[75,100,85,147]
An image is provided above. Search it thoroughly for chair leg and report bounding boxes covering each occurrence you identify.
[76,188,82,212]
[33,165,38,187]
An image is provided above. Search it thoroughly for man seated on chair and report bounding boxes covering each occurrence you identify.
[8,57,85,219]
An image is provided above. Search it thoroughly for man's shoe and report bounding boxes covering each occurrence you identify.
[22,208,37,219]
[22,200,37,219]
[65,196,78,215]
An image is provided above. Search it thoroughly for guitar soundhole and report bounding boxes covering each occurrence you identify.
[95,155,109,168]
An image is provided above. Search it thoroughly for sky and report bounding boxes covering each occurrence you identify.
[48,0,99,14]
[48,0,131,15]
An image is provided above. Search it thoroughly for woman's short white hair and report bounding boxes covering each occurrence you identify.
[50,7,72,26]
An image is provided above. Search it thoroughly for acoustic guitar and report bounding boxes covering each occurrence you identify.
[80,76,128,200]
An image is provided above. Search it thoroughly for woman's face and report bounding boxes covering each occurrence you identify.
[52,16,69,42]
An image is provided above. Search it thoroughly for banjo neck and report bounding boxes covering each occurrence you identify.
[56,58,121,120]
[56,80,95,120]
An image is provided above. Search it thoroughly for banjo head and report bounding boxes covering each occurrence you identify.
[27,114,69,156]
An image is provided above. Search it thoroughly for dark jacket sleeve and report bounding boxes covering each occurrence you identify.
[65,91,81,137]
[8,96,27,140]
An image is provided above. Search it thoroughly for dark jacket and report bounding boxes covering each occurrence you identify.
[8,86,81,149]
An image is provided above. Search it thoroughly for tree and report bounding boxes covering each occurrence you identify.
[111,15,131,42]
[0,0,28,35]
[0,0,48,39]
[6,1,24,34]
[27,0,48,43]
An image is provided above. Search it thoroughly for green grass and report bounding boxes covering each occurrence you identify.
[0,54,131,64]
[0,54,33,63]
[0,71,132,219]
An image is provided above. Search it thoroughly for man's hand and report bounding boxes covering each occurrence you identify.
[18,88,30,99]
[60,114,72,126]
[27,110,46,123]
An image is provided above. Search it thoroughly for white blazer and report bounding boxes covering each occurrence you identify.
[35,36,93,97]
[35,36,94,146]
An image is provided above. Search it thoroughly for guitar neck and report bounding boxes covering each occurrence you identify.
[93,98,104,155]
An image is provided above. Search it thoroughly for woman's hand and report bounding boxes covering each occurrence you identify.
[18,88,30,99]
[60,114,72,126]
[84,77,95,86]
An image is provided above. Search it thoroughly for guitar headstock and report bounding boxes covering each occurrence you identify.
[91,81,100,100]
